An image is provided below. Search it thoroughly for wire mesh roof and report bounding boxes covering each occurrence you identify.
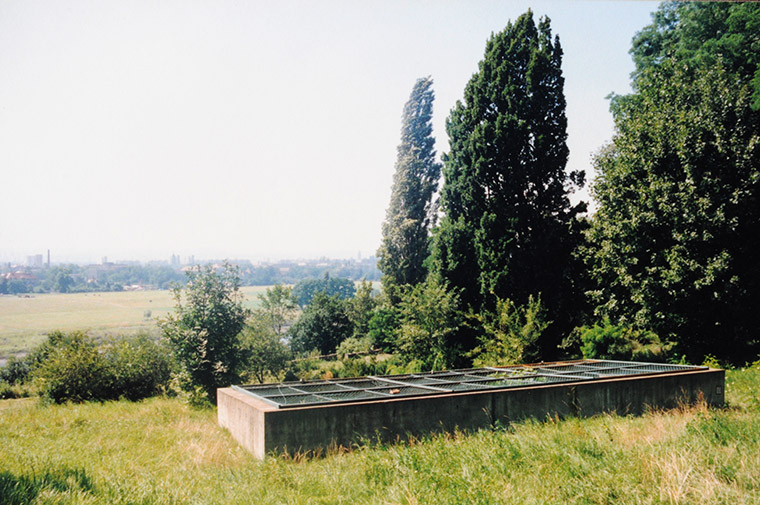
[232,359,708,409]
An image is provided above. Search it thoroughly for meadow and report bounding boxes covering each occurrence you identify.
[0,287,270,363]
[1,365,759,505]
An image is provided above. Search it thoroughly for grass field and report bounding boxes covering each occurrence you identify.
[0,287,270,362]
[0,366,759,504]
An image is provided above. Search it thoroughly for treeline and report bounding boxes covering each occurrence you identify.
[373,4,760,366]
[0,257,380,295]
[0,267,374,404]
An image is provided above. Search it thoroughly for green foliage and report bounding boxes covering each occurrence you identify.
[587,11,760,362]
[29,331,174,403]
[288,292,353,355]
[395,277,462,370]
[159,263,249,404]
[0,382,31,400]
[335,336,373,358]
[0,330,77,388]
[368,307,401,352]
[630,2,760,109]
[348,279,377,339]
[238,316,291,383]
[255,283,298,335]
[32,331,113,403]
[576,319,668,362]
[292,274,356,307]
[53,268,74,293]
[0,356,30,386]
[378,77,442,291]
[432,10,586,358]
[102,335,174,401]
[470,295,550,367]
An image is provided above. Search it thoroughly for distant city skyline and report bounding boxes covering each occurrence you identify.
[6,249,374,267]
[0,1,658,264]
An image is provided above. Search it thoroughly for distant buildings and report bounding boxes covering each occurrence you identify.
[26,254,43,268]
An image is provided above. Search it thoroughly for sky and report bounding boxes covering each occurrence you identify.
[0,0,658,264]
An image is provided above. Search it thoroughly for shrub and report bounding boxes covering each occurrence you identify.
[30,331,174,403]
[159,263,249,404]
[395,277,462,370]
[578,318,670,361]
[470,295,549,367]
[289,293,353,355]
[239,316,291,384]
[104,335,174,401]
[0,382,31,400]
[0,356,31,386]
[336,336,373,358]
[33,332,112,403]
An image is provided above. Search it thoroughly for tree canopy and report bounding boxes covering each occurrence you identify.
[377,77,442,291]
[629,2,760,109]
[292,274,356,307]
[159,263,249,403]
[288,292,353,355]
[432,10,585,357]
[587,2,760,363]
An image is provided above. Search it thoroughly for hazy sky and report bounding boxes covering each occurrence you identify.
[0,0,657,264]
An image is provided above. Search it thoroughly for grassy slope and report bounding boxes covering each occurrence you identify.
[0,287,269,361]
[1,367,759,505]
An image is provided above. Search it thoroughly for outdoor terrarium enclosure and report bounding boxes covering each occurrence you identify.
[218,359,724,459]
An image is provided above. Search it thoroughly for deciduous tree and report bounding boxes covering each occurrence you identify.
[377,77,442,292]
[159,263,248,404]
[288,292,352,355]
[587,2,760,363]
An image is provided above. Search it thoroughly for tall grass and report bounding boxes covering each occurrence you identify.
[1,366,759,504]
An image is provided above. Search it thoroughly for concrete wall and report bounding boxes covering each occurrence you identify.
[218,368,724,459]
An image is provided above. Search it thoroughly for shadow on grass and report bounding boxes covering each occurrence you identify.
[0,466,94,505]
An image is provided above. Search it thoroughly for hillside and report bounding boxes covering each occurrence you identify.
[1,366,758,505]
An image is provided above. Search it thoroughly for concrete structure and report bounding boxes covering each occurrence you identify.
[218,360,724,459]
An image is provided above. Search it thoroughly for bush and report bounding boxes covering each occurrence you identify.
[578,318,670,362]
[470,295,549,367]
[239,316,291,384]
[33,332,112,403]
[289,293,353,355]
[31,331,174,403]
[0,382,31,400]
[104,335,174,401]
[0,356,31,386]
[335,336,373,358]
[159,263,249,405]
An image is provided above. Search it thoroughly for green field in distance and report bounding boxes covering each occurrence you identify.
[0,286,270,362]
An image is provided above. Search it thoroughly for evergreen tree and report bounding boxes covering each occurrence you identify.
[587,2,760,363]
[377,77,442,292]
[432,11,585,357]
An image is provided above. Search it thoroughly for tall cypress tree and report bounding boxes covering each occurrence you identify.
[378,77,442,290]
[432,11,585,357]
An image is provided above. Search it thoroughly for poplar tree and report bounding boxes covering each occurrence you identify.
[377,77,442,291]
[432,11,585,357]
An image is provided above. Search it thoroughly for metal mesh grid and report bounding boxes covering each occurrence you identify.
[233,359,708,409]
